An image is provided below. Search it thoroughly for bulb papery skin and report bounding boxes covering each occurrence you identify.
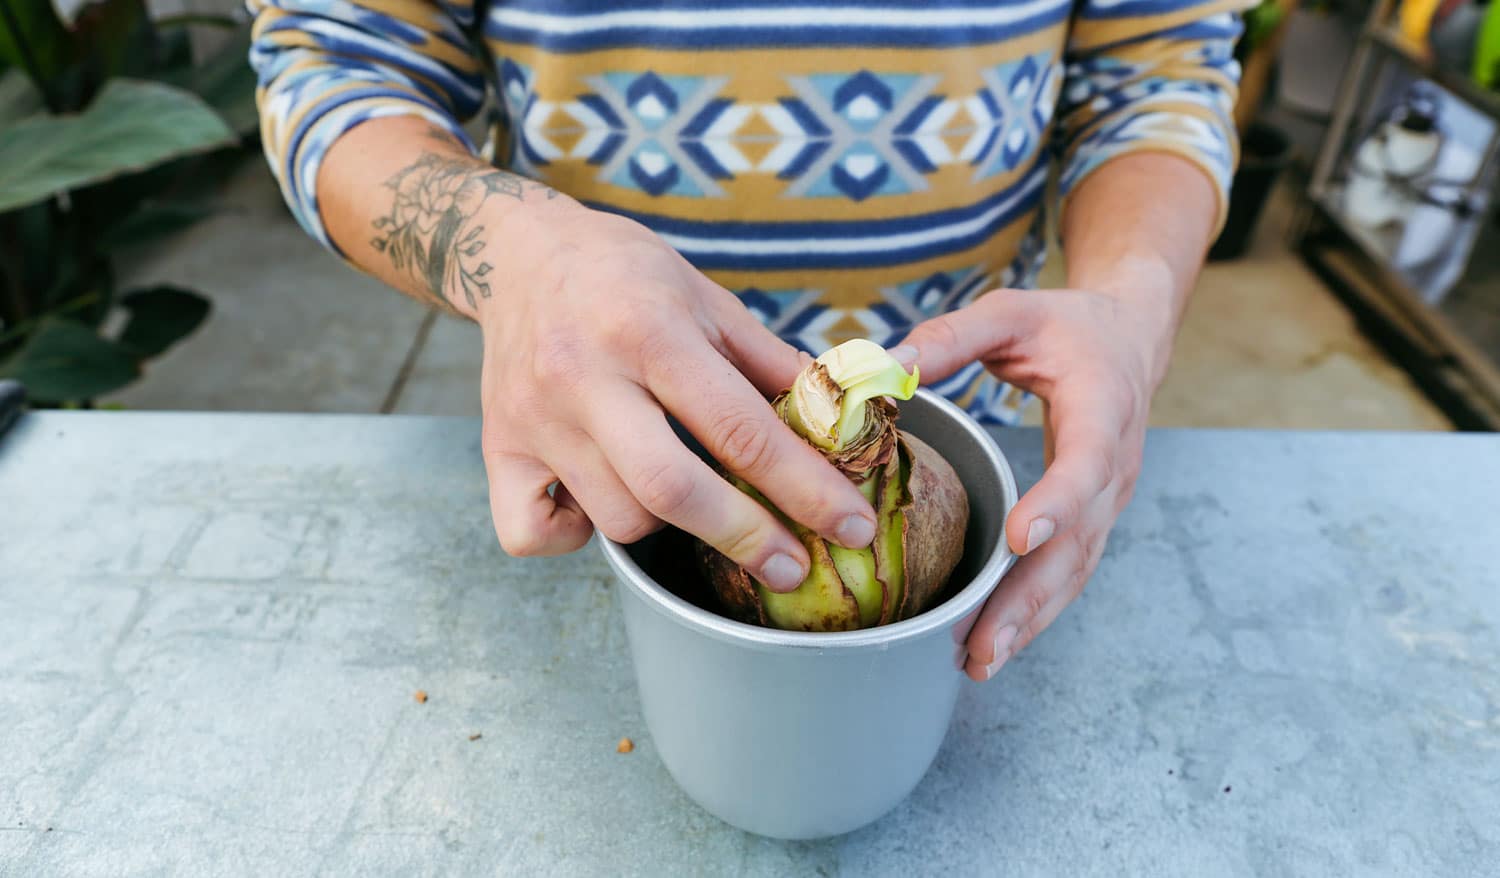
[779,340,920,454]
[778,362,844,451]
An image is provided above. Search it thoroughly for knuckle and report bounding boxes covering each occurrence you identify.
[599,295,675,358]
[595,307,643,355]
[495,522,544,557]
[480,423,512,460]
[919,315,961,353]
[1014,619,1041,654]
[1021,585,1049,623]
[633,461,696,520]
[712,410,777,476]
[597,510,661,544]
[1093,454,1117,492]
[1051,489,1086,532]
[1068,534,1096,596]
[715,517,767,566]
[597,513,657,540]
[530,328,588,390]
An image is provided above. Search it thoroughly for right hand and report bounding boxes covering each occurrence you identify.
[476,201,878,590]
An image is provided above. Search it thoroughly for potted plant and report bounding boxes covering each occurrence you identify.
[599,344,1020,839]
[0,0,256,406]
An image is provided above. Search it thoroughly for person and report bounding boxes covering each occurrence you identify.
[248,0,1249,680]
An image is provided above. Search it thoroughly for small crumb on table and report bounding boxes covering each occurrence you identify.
[414,690,428,704]
[617,737,634,754]
[469,732,482,742]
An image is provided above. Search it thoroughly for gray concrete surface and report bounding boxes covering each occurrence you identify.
[2,414,1497,876]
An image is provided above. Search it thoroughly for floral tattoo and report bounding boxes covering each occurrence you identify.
[370,151,555,311]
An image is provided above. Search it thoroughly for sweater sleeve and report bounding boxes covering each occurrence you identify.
[246,0,487,250]
[1054,0,1254,234]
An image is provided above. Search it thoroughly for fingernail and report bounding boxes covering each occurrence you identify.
[887,345,919,368]
[985,625,1018,679]
[835,514,876,548]
[761,553,806,592]
[1024,518,1055,554]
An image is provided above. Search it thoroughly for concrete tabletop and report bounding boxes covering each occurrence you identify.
[2,412,1496,876]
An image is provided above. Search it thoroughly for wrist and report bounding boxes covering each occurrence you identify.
[474,189,591,321]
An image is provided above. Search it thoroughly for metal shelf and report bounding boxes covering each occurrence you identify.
[1313,181,1485,301]
[1297,0,1500,430]
[1299,198,1500,429]
[1366,26,1500,118]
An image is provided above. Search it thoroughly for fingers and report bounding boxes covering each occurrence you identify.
[482,449,595,557]
[585,384,814,592]
[704,290,808,398]
[961,381,1140,681]
[542,428,664,544]
[643,335,877,551]
[962,521,1104,682]
[896,291,1045,382]
[1005,381,1125,558]
[963,382,1131,681]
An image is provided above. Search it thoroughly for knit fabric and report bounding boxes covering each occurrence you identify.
[249,0,1248,424]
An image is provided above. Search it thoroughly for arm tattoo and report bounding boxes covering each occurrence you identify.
[369,151,557,311]
[423,124,459,145]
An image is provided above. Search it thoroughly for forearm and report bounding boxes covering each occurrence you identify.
[1059,151,1219,387]
[318,116,577,321]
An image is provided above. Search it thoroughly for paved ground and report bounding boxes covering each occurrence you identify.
[110,159,1452,431]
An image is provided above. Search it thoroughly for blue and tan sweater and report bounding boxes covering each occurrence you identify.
[249,0,1248,424]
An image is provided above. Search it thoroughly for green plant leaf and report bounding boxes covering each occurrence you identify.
[0,318,139,402]
[117,286,210,357]
[16,199,61,308]
[161,25,258,136]
[1241,0,1285,52]
[0,78,236,213]
[0,0,71,101]
[0,68,44,125]
[100,199,217,249]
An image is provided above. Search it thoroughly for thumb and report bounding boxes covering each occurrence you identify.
[894,292,1042,382]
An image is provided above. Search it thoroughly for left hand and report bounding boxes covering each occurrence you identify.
[896,283,1174,682]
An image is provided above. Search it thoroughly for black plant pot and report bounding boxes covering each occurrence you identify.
[1209,122,1293,261]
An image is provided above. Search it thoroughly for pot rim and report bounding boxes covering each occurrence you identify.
[599,388,1020,652]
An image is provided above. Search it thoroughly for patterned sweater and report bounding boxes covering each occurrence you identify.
[249,0,1247,424]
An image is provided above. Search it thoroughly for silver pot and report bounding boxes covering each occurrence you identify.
[600,389,1019,839]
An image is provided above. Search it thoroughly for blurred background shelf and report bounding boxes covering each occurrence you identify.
[1367,25,1500,117]
[1297,0,1500,429]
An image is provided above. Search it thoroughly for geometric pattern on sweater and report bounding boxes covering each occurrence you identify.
[500,55,1061,201]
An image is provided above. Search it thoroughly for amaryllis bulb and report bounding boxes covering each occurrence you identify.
[699,340,968,632]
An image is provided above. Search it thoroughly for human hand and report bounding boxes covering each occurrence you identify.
[897,282,1175,680]
[474,202,878,589]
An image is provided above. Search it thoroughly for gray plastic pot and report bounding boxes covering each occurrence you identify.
[600,389,1018,839]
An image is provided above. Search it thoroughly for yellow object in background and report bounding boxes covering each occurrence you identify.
[1400,0,1442,43]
